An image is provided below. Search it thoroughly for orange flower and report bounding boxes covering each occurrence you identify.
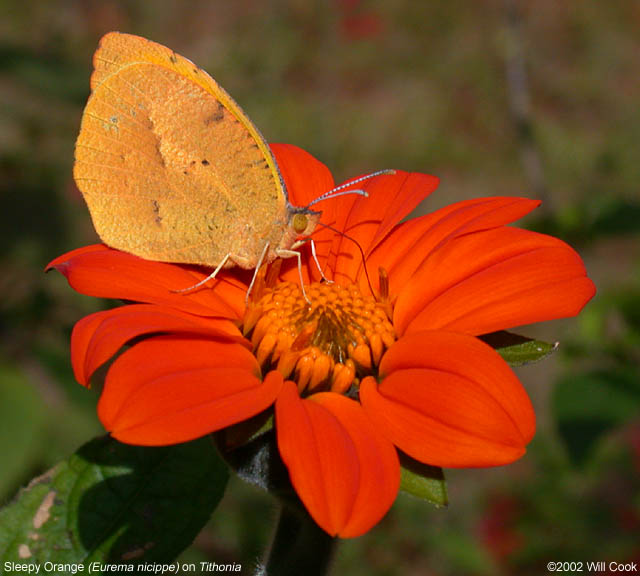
[48,143,595,538]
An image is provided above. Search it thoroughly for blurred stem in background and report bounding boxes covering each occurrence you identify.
[261,505,336,576]
[503,0,550,212]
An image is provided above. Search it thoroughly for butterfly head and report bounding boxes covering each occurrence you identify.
[276,169,396,253]
[280,204,322,251]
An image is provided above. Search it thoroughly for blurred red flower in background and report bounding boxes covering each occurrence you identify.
[48,143,595,537]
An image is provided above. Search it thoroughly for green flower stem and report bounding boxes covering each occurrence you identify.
[260,504,337,576]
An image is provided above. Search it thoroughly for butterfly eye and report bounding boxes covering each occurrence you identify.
[292,213,308,234]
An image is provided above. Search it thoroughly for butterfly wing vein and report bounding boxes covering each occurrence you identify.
[74,32,289,269]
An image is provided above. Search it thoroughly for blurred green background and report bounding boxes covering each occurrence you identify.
[1,1,639,574]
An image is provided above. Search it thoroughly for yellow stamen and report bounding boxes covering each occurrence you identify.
[351,342,373,371]
[295,354,314,393]
[369,332,384,366]
[277,350,299,380]
[256,332,277,366]
[331,360,356,394]
[378,266,394,321]
[243,274,396,396]
[308,354,332,392]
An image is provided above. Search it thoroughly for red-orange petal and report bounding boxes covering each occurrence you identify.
[47,244,246,319]
[98,336,280,445]
[271,143,335,209]
[394,227,596,335]
[363,196,540,295]
[329,171,439,284]
[275,381,400,537]
[46,243,106,267]
[360,331,535,468]
[72,304,245,387]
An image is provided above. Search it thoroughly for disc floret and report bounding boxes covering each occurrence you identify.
[243,271,396,396]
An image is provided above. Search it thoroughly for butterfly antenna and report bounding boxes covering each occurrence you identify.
[307,169,395,208]
[316,221,375,297]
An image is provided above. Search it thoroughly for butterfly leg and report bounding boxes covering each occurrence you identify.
[172,252,231,293]
[310,238,333,284]
[276,248,311,305]
[245,241,272,304]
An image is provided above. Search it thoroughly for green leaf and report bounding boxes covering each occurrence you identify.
[592,199,640,237]
[0,435,229,566]
[480,331,558,366]
[553,368,640,465]
[0,360,47,499]
[399,453,448,507]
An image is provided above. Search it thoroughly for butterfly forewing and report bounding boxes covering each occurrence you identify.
[74,32,288,268]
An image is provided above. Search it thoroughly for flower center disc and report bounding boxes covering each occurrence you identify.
[243,279,395,396]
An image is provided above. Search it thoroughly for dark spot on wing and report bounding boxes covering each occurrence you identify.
[202,159,210,166]
[183,159,198,175]
[169,52,178,64]
[205,102,225,125]
[192,67,199,74]
[152,200,162,225]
